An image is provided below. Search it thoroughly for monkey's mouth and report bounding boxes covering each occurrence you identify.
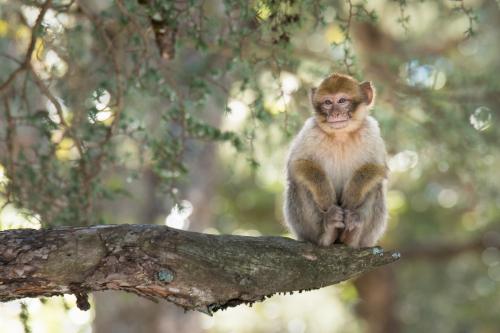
[325,114,350,129]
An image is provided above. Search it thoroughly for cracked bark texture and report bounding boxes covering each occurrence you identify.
[0,225,399,314]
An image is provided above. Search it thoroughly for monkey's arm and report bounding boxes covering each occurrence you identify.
[340,163,388,247]
[288,159,343,246]
[289,159,336,211]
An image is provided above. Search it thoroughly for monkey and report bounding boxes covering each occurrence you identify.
[283,73,388,248]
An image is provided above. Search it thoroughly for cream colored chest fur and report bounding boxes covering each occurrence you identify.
[289,116,386,195]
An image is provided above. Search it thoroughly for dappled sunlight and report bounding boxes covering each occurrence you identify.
[203,286,361,333]
[0,204,41,230]
[223,99,249,130]
[0,19,8,37]
[388,150,419,173]
[324,24,345,44]
[469,106,492,131]
[93,89,111,111]
[165,200,193,230]
[0,296,93,333]
[202,227,221,235]
[0,164,6,187]
[45,98,69,125]
[86,89,116,125]
[231,228,261,237]
[43,49,68,78]
[55,138,79,161]
[408,106,430,123]
[95,109,114,123]
[1,0,500,331]
[280,72,300,96]
[402,60,447,90]
[387,190,407,215]
[14,25,31,48]
[437,188,459,209]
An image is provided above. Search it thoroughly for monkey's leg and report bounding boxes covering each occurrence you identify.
[289,159,343,246]
[339,163,387,247]
[339,191,376,247]
[285,181,324,243]
[358,184,387,247]
[319,205,344,246]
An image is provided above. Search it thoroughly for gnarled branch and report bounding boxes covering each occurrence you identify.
[0,225,399,315]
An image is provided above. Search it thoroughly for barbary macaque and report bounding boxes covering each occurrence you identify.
[284,73,388,248]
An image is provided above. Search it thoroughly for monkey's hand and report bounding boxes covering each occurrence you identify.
[339,208,362,246]
[323,205,345,228]
[343,209,362,231]
[318,205,344,246]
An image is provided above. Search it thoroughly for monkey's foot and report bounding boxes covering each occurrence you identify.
[318,205,345,246]
[343,209,362,231]
[339,209,362,246]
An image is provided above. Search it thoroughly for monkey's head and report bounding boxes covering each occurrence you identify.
[310,73,375,134]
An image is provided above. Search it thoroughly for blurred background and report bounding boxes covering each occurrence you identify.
[1,0,500,332]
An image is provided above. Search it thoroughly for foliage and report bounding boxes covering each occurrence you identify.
[1,0,500,332]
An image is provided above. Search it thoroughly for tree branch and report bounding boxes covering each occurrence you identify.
[0,225,399,315]
[402,231,500,260]
[0,0,52,93]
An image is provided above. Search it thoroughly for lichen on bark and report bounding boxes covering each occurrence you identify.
[0,225,399,314]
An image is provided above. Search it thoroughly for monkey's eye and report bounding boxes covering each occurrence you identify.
[324,100,333,106]
[338,97,347,104]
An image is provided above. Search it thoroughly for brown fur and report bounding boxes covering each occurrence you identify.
[341,163,388,208]
[284,74,388,248]
[290,159,336,211]
[315,73,363,101]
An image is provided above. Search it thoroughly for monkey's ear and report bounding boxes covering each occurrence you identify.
[360,81,376,107]
[309,87,317,105]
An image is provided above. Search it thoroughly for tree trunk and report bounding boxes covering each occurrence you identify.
[354,267,400,333]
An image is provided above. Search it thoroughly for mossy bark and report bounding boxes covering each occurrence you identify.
[0,225,399,314]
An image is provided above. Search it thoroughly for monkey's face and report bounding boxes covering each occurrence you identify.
[311,73,374,134]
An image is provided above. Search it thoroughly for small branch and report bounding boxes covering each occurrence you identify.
[452,0,477,38]
[342,0,355,74]
[394,0,409,34]
[0,0,52,93]
[0,225,399,315]
[137,0,178,59]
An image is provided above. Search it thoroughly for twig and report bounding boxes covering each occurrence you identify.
[0,0,52,93]
[452,0,477,38]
